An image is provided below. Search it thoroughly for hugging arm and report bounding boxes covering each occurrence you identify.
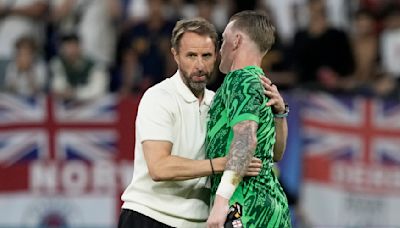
[260,76,288,162]
[207,120,258,228]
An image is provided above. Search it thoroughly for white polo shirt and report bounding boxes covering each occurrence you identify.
[121,71,215,227]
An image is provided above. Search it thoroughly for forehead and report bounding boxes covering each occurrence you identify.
[222,21,235,37]
[179,32,215,52]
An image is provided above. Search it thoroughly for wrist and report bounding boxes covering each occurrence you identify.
[214,157,227,173]
[274,103,289,118]
[216,170,241,200]
[215,194,229,204]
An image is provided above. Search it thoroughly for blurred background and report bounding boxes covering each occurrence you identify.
[0,0,400,227]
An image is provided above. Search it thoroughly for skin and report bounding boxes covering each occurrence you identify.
[226,121,258,177]
[171,32,216,100]
[261,76,288,161]
[219,21,235,74]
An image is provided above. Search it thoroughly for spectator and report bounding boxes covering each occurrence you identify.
[348,9,379,91]
[291,0,355,91]
[374,6,400,98]
[113,48,145,95]
[50,33,108,102]
[0,0,48,83]
[117,0,175,93]
[4,36,46,97]
[180,0,230,33]
[50,0,121,67]
[262,35,296,90]
[380,6,400,78]
[352,9,379,81]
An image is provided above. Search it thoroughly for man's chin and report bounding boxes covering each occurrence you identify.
[190,82,207,91]
[219,63,229,74]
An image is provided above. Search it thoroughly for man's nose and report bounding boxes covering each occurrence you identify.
[195,57,205,69]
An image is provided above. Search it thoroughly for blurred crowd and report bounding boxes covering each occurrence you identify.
[0,0,399,102]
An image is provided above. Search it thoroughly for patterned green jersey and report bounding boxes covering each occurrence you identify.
[206,66,291,227]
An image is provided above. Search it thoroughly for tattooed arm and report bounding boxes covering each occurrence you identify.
[207,120,258,228]
[225,120,258,175]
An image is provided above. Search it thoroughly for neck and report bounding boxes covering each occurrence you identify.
[230,48,263,72]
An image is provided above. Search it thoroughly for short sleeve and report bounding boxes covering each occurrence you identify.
[136,88,176,143]
[227,73,264,127]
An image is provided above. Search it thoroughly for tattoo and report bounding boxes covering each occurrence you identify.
[226,120,258,176]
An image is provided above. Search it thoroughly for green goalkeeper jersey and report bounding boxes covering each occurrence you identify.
[206,66,291,228]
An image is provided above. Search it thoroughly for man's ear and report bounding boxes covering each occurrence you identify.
[171,47,179,64]
[233,33,241,50]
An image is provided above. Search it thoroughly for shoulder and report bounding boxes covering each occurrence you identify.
[232,68,261,84]
[225,69,263,97]
[140,78,177,105]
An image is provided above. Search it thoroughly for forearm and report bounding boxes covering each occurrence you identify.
[211,126,257,226]
[150,156,226,181]
[273,117,288,162]
[216,121,257,199]
[225,121,257,175]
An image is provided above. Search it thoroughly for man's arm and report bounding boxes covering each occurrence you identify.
[142,140,261,182]
[260,76,288,162]
[272,117,288,161]
[139,88,262,182]
[225,121,258,175]
[142,140,227,181]
[207,120,258,228]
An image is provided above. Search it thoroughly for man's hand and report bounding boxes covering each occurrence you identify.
[260,77,285,114]
[207,196,229,228]
[245,157,262,176]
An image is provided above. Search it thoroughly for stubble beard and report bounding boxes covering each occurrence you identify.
[181,70,209,97]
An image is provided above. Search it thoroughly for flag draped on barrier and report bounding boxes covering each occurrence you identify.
[0,94,138,227]
[300,92,400,226]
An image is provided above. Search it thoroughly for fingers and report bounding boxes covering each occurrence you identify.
[249,162,262,167]
[261,77,275,91]
[248,158,262,169]
[246,157,262,176]
[266,100,274,106]
[246,171,260,176]
[246,167,261,176]
[248,162,262,168]
[260,76,272,85]
[251,157,262,163]
[263,83,278,95]
[264,90,273,97]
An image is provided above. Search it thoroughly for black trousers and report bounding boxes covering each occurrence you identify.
[118,209,174,228]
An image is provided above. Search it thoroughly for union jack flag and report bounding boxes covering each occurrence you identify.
[0,94,118,169]
[301,92,400,193]
[0,93,139,227]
